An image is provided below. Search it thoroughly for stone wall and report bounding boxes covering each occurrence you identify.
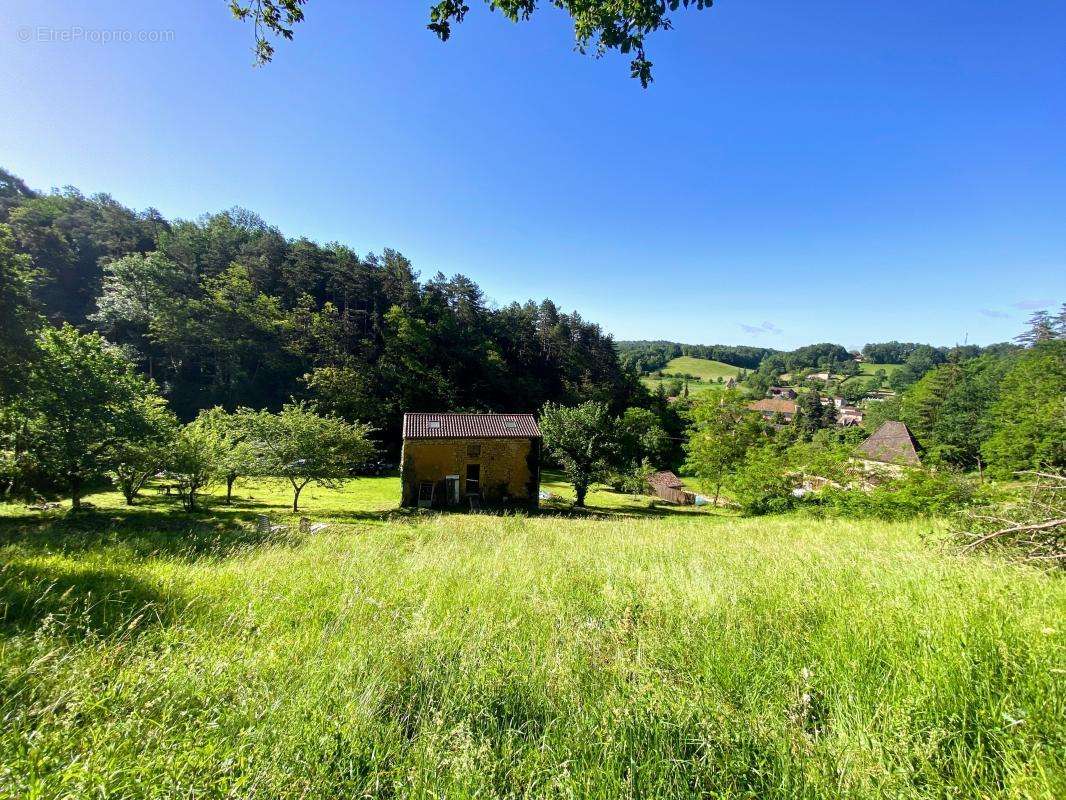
[400,437,539,507]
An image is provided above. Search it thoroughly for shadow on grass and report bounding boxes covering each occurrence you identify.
[534,501,713,520]
[0,502,290,561]
[0,490,415,562]
[0,559,176,638]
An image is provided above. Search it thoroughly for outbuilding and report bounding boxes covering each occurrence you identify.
[853,420,922,473]
[400,413,541,509]
[645,471,695,505]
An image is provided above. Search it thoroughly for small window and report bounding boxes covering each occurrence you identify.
[427,420,441,429]
[503,421,519,429]
[467,443,481,458]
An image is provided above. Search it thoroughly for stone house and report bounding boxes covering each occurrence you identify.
[400,413,541,509]
[837,406,864,426]
[748,397,798,423]
[768,386,798,400]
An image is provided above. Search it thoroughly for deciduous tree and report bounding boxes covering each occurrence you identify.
[19,325,166,509]
[242,401,375,512]
[539,401,615,507]
[683,389,763,504]
[230,1,715,86]
[109,395,178,504]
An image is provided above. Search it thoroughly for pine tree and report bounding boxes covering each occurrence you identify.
[1015,310,1056,346]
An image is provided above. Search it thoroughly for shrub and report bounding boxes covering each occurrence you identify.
[726,446,794,516]
[818,468,980,520]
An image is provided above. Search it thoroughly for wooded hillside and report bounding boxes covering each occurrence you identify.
[0,168,642,447]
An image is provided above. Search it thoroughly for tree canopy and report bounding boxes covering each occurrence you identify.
[16,325,165,508]
[229,0,714,86]
[539,401,615,506]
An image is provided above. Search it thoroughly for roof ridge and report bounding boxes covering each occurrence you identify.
[404,411,535,416]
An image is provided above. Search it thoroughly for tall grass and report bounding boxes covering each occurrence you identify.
[1,479,1063,798]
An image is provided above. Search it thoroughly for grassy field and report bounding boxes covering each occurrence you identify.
[838,362,904,387]
[641,356,744,396]
[1,477,1064,799]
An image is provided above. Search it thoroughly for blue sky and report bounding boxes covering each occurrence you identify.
[2,1,1063,350]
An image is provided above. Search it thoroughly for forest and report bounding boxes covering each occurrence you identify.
[2,167,1063,520]
[0,167,640,449]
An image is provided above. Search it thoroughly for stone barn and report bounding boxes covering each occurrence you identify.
[400,413,541,509]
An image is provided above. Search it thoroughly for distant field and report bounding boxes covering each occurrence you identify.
[641,356,743,395]
[839,362,904,386]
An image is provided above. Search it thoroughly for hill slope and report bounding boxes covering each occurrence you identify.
[1,478,1063,799]
[641,356,744,395]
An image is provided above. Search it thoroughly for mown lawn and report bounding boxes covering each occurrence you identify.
[1,477,1063,799]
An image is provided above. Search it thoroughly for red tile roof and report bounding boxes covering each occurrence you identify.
[748,398,798,415]
[402,412,540,439]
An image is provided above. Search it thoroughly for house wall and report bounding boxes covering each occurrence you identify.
[400,437,540,508]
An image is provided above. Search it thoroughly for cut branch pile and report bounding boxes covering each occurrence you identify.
[956,471,1066,563]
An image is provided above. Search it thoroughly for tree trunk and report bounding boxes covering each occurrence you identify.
[70,477,82,510]
[226,474,236,504]
[575,483,587,508]
[292,484,302,513]
[713,481,722,505]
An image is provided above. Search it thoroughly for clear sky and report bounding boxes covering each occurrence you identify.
[2,1,1063,350]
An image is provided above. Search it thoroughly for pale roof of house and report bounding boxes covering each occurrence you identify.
[402,413,540,439]
[855,421,922,466]
[749,398,798,415]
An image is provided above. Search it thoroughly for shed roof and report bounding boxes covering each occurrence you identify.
[646,470,684,489]
[402,412,540,439]
[855,421,922,466]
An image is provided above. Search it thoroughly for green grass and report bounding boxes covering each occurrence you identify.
[1,478,1064,799]
[838,362,905,387]
[641,356,744,395]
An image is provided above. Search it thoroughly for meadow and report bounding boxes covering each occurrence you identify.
[1,477,1063,799]
[839,362,905,386]
[640,356,743,395]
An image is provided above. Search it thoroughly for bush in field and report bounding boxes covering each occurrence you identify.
[818,468,980,521]
[787,427,865,485]
[726,445,795,516]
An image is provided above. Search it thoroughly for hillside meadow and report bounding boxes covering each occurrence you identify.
[641,356,743,395]
[1,477,1064,799]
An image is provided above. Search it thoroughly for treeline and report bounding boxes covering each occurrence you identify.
[616,340,776,373]
[0,168,643,449]
[681,316,1065,518]
[865,336,1066,476]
